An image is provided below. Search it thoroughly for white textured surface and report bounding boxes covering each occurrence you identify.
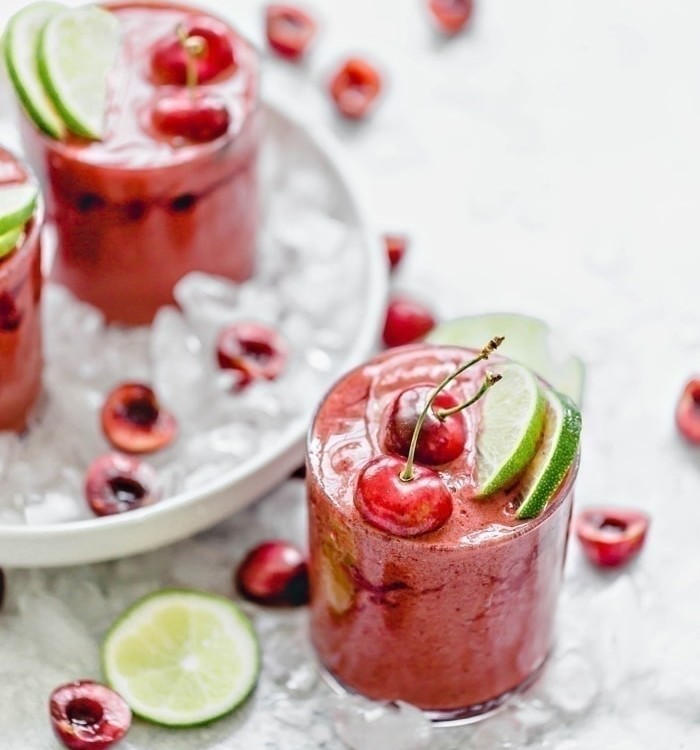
[1,0,699,747]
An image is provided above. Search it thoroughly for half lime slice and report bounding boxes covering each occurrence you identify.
[38,5,120,140]
[3,2,66,139]
[0,227,23,260]
[0,185,38,235]
[516,389,582,519]
[475,362,546,497]
[426,312,586,405]
[102,589,260,727]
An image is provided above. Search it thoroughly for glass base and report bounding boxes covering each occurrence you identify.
[320,657,547,727]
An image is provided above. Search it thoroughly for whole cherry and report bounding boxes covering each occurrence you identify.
[675,378,700,444]
[329,57,382,120]
[85,454,159,517]
[384,385,466,465]
[382,295,436,348]
[151,15,235,85]
[152,91,230,143]
[235,540,309,606]
[265,5,317,61]
[101,383,177,454]
[216,321,289,390]
[384,234,408,274]
[49,680,131,750]
[575,508,650,568]
[428,0,474,35]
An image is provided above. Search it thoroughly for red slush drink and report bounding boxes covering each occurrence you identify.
[307,345,578,720]
[0,149,44,433]
[20,1,260,325]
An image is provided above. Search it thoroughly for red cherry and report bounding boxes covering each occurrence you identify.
[0,291,21,332]
[265,4,317,61]
[384,385,466,465]
[49,680,131,750]
[574,508,650,568]
[216,321,289,390]
[382,295,436,348]
[355,455,453,537]
[428,0,474,34]
[151,15,236,85]
[101,383,177,454]
[384,234,408,273]
[675,378,700,444]
[235,540,309,606]
[85,454,159,517]
[152,91,230,143]
[329,57,382,120]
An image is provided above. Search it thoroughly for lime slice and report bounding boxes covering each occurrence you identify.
[475,362,546,497]
[426,313,586,405]
[0,185,38,235]
[516,389,582,519]
[0,226,23,260]
[38,5,120,139]
[102,589,260,727]
[3,2,66,139]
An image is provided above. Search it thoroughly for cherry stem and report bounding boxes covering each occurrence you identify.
[177,26,206,93]
[434,372,502,419]
[399,336,504,482]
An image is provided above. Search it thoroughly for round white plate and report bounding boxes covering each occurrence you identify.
[0,99,386,567]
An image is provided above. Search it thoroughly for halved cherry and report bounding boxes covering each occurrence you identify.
[382,295,436,347]
[0,291,21,332]
[574,508,650,568]
[265,5,317,61]
[384,234,408,273]
[151,15,236,85]
[101,383,177,454]
[428,0,474,34]
[329,57,382,120]
[152,91,230,143]
[676,378,700,444]
[235,540,309,606]
[85,454,159,517]
[216,321,289,390]
[49,680,131,750]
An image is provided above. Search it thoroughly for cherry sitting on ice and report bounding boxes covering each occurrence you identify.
[85,454,159,517]
[574,507,650,568]
[216,321,289,390]
[235,540,309,606]
[265,5,317,61]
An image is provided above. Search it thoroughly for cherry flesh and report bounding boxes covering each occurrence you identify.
[152,91,230,143]
[216,321,289,390]
[329,57,382,120]
[382,295,436,348]
[235,540,309,606]
[0,291,21,332]
[101,383,177,454]
[428,0,474,34]
[355,455,453,537]
[85,454,158,517]
[384,234,408,273]
[384,385,467,465]
[574,508,650,568]
[151,15,235,85]
[49,680,131,750]
[265,5,317,61]
[675,378,700,444]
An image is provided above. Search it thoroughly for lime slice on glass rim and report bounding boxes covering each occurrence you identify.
[37,5,120,140]
[516,389,582,519]
[426,312,586,405]
[102,589,260,727]
[475,362,546,497]
[3,2,66,139]
[0,226,24,260]
[0,184,38,235]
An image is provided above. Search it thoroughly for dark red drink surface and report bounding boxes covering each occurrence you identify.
[20,1,260,325]
[307,345,577,715]
[0,149,43,433]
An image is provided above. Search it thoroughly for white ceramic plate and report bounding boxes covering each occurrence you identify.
[0,99,386,567]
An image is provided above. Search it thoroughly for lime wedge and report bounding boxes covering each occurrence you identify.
[516,389,582,519]
[0,185,38,235]
[0,227,23,260]
[475,362,546,497]
[37,5,120,140]
[102,589,260,727]
[3,2,66,139]
[426,313,586,405]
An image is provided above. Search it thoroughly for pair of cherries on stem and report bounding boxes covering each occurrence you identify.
[355,337,504,538]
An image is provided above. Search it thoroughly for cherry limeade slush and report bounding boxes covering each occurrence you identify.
[20,1,260,325]
[307,345,577,719]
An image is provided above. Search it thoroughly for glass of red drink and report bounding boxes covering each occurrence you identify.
[307,344,579,722]
[19,1,261,325]
[0,149,44,433]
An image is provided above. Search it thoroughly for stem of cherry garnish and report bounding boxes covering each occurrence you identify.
[178,25,206,94]
[434,372,502,419]
[399,336,505,482]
